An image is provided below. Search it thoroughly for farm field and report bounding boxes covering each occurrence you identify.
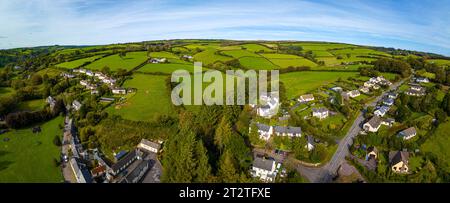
[137,63,198,74]
[85,51,148,71]
[0,116,63,182]
[194,48,233,65]
[241,44,274,53]
[56,55,104,69]
[280,71,360,99]
[428,59,450,66]
[221,50,262,58]
[261,53,317,67]
[17,99,45,111]
[37,68,62,77]
[106,74,174,121]
[239,56,278,70]
[149,51,179,59]
[421,121,450,173]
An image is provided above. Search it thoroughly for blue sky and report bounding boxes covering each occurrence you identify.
[0,0,449,55]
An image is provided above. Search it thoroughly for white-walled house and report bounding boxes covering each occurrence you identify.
[72,100,82,111]
[298,94,315,103]
[251,157,277,182]
[398,127,417,140]
[305,135,315,151]
[312,107,329,120]
[347,90,361,98]
[374,106,390,117]
[112,87,127,95]
[416,77,429,83]
[389,151,409,173]
[250,123,273,141]
[256,92,279,118]
[359,87,370,94]
[363,116,382,132]
[273,126,302,137]
[138,139,161,153]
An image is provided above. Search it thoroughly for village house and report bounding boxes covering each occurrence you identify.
[86,70,94,77]
[306,135,315,151]
[119,160,150,183]
[91,90,99,95]
[72,100,82,111]
[251,123,273,141]
[298,94,315,103]
[138,139,161,153]
[366,146,378,160]
[251,156,277,182]
[410,84,424,91]
[91,165,107,178]
[61,72,75,78]
[383,98,395,106]
[69,157,93,183]
[80,80,89,86]
[405,87,426,97]
[359,87,370,94]
[112,87,127,95]
[150,58,167,63]
[273,126,302,137]
[312,107,329,120]
[182,55,193,59]
[330,86,343,93]
[102,77,117,86]
[346,90,361,98]
[46,96,56,110]
[389,151,409,173]
[382,118,396,127]
[364,81,374,88]
[110,149,144,176]
[387,92,398,99]
[363,116,382,132]
[374,106,390,117]
[415,77,430,83]
[372,84,380,90]
[256,92,279,118]
[398,127,417,140]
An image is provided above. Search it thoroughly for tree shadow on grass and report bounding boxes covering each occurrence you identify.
[0,150,13,171]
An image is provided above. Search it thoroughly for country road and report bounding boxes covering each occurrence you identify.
[294,78,407,183]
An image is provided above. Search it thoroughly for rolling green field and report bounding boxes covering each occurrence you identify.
[149,51,179,59]
[106,74,174,121]
[260,53,317,68]
[239,56,278,70]
[241,44,274,53]
[0,116,63,182]
[194,48,234,65]
[221,50,262,58]
[17,99,45,111]
[280,71,360,99]
[55,55,104,69]
[428,59,450,66]
[85,51,148,71]
[0,87,15,99]
[137,63,198,74]
[421,121,450,173]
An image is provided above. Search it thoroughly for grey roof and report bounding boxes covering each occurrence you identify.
[121,160,151,183]
[312,107,328,113]
[253,157,275,171]
[256,123,271,132]
[111,149,139,173]
[307,135,314,144]
[398,127,417,137]
[273,126,301,134]
[140,139,161,151]
[366,116,382,128]
[389,151,409,165]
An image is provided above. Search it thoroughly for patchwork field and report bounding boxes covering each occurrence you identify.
[221,50,262,58]
[194,48,233,65]
[85,51,148,71]
[138,63,198,74]
[55,55,104,69]
[0,116,63,182]
[241,44,274,53]
[149,51,179,59]
[106,74,174,121]
[239,57,278,70]
[280,71,360,99]
[261,53,317,68]
[428,59,450,66]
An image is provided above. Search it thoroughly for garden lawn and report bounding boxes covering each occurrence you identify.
[0,116,63,182]
[85,51,148,71]
[55,55,104,69]
[106,74,174,121]
[280,71,360,99]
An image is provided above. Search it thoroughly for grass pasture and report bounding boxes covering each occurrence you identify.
[280,71,360,99]
[85,51,148,71]
[239,57,278,70]
[17,99,45,111]
[149,51,179,59]
[221,50,262,58]
[241,44,273,53]
[261,53,317,68]
[106,74,173,121]
[0,116,63,182]
[194,48,234,65]
[421,121,450,173]
[138,63,198,74]
[55,55,104,69]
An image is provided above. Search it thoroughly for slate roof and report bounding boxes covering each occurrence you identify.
[273,126,301,134]
[253,157,275,171]
[389,151,409,165]
[140,139,161,151]
[256,123,271,132]
[366,116,382,128]
[111,149,139,173]
[312,107,328,114]
[398,127,417,137]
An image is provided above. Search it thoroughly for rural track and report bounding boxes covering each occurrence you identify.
[294,78,407,182]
